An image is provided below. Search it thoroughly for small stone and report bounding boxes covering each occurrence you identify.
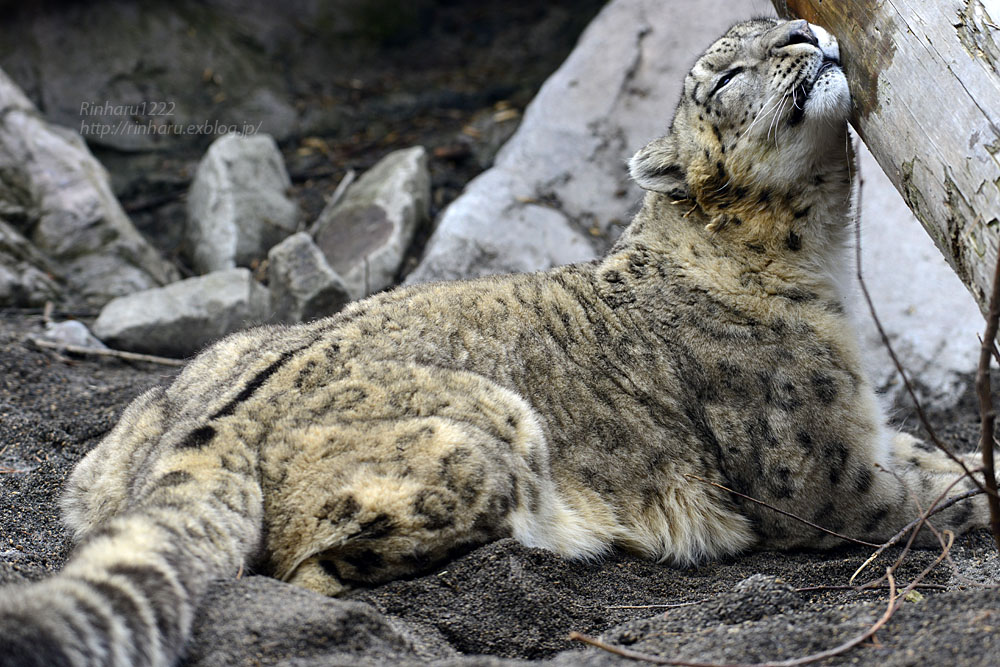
[186,133,300,274]
[312,146,429,300]
[40,321,107,350]
[267,232,350,324]
[92,268,270,358]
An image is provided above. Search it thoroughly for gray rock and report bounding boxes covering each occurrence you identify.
[185,577,417,666]
[406,168,595,284]
[0,65,33,113]
[0,67,179,307]
[0,219,61,307]
[707,575,803,624]
[313,147,429,300]
[40,320,107,350]
[186,133,299,274]
[92,268,270,358]
[267,232,350,324]
[0,263,59,308]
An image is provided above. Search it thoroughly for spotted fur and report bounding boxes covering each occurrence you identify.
[0,19,990,667]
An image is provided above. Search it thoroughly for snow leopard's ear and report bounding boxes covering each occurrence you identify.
[628,135,689,200]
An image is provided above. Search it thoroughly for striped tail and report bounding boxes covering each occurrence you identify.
[0,389,263,666]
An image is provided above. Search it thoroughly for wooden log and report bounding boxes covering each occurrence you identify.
[771,0,1000,311]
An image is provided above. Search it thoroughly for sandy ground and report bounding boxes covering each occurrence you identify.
[3,308,1000,666]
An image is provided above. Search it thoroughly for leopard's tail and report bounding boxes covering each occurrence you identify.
[0,385,264,667]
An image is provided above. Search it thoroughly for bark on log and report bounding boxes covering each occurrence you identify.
[772,0,1000,311]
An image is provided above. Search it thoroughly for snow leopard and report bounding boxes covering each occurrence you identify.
[0,18,988,667]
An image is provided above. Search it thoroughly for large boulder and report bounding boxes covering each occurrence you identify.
[267,232,350,324]
[92,268,270,358]
[312,147,429,300]
[0,68,179,307]
[186,133,299,274]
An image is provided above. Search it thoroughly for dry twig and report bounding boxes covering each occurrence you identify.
[28,337,186,367]
[850,482,979,585]
[977,334,1000,367]
[794,582,946,593]
[876,463,995,588]
[327,169,357,210]
[975,248,1000,550]
[608,601,702,610]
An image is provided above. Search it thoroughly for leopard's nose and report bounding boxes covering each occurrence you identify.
[774,20,819,49]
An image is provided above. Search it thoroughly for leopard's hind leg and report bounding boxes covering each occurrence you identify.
[261,361,611,596]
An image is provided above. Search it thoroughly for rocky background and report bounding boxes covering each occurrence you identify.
[2,0,1000,665]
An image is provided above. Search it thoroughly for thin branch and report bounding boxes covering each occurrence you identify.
[327,168,357,210]
[684,474,881,548]
[794,583,946,593]
[976,334,1000,367]
[306,169,357,236]
[877,462,996,588]
[27,337,186,367]
[851,156,988,496]
[608,601,702,610]
[569,631,720,667]
[892,531,955,607]
[850,478,979,584]
[975,247,1000,550]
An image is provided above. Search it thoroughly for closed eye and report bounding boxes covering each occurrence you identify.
[710,67,743,97]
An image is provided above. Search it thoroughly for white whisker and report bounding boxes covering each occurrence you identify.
[767,90,791,145]
[739,91,782,141]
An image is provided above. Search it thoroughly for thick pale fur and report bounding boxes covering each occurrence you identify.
[0,18,989,667]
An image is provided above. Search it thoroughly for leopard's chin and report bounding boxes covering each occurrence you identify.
[801,64,850,125]
[788,58,848,126]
